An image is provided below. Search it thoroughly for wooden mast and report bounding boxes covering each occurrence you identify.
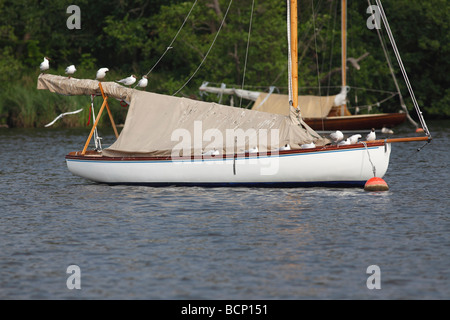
[290,0,298,110]
[341,0,347,116]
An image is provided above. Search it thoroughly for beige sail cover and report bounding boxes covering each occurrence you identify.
[252,92,337,118]
[37,74,329,157]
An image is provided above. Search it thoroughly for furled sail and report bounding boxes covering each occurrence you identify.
[38,74,329,157]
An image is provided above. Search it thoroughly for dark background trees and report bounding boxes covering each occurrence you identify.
[0,0,448,127]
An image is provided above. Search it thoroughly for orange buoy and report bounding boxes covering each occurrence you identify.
[415,128,424,133]
[364,177,389,191]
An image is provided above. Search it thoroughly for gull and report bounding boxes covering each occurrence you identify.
[96,68,109,80]
[381,127,394,134]
[279,144,291,151]
[117,75,137,86]
[202,148,220,156]
[334,86,350,106]
[366,128,376,141]
[329,130,344,144]
[40,57,50,73]
[348,134,362,144]
[301,142,315,149]
[338,138,351,146]
[44,108,83,127]
[65,65,76,78]
[136,75,148,89]
[248,146,259,153]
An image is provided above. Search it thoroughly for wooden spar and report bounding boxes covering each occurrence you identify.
[341,0,347,116]
[290,0,298,110]
[99,82,119,139]
[81,97,108,155]
[372,136,431,144]
[81,83,119,155]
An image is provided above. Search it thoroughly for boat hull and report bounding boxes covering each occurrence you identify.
[65,142,391,187]
[305,113,406,131]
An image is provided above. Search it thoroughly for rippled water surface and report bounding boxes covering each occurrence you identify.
[0,121,448,299]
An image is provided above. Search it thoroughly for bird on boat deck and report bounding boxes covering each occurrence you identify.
[381,127,394,134]
[40,57,50,73]
[65,65,76,78]
[329,130,344,144]
[334,85,350,106]
[301,142,315,149]
[279,144,291,151]
[202,148,220,156]
[338,138,351,146]
[248,146,259,154]
[348,134,362,144]
[136,75,148,89]
[366,128,376,141]
[96,68,109,80]
[117,75,137,86]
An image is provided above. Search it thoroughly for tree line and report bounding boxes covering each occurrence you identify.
[0,0,448,127]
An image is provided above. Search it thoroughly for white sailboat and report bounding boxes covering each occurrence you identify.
[38,0,430,187]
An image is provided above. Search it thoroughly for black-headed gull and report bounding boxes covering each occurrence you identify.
[96,68,109,80]
[329,130,344,144]
[301,142,315,149]
[136,75,148,89]
[338,139,351,146]
[65,65,76,78]
[348,134,362,144]
[381,127,394,134]
[279,144,291,151]
[202,148,220,156]
[44,108,83,127]
[117,75,137,86]
[366,128,376,141]
[40,57,50,72]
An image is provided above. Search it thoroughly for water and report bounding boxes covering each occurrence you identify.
[0,121,448,300]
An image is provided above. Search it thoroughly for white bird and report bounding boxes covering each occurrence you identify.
[202,148,220,156]
[96,68,109,80]
[117,75,137,86]
[248,146,259,153]
[334,85,350,106]
[65,65,76,78]
[366,128,376,141]
[329,130,344,144]
[381,127,394,134]
[40,57,50,72]
[279,144,291,151]
[44,108,83,127]
[348,134,362,144]
[338,139,351,146]
[301,142,315,149]
[136,75,148,89]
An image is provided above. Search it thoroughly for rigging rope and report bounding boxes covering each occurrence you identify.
[367,0,419,129]
[374,0,430,137]
[240,0,255,108]
[173,0,233,96]
[311,0,324,130]
[139,0,198,84]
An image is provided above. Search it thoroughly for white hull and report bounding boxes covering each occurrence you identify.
[66,143,391,187]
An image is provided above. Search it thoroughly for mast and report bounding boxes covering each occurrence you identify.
[340,0,347,116]
[290,0,298,110]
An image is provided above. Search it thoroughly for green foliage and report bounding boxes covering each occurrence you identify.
[0,0,448,127]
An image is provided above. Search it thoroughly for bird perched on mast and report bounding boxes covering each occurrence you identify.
[40,57,50,73]
[65,65,76,78]
[96,68,109,80]
[117,75,137,86]
[136,75,148,89]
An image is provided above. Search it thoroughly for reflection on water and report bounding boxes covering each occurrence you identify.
[0,122,448,299]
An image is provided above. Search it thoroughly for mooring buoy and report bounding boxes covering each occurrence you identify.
[364,177,389,191]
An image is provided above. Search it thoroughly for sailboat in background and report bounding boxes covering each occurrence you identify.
[199,0,412,132]
[37,0,430,187]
